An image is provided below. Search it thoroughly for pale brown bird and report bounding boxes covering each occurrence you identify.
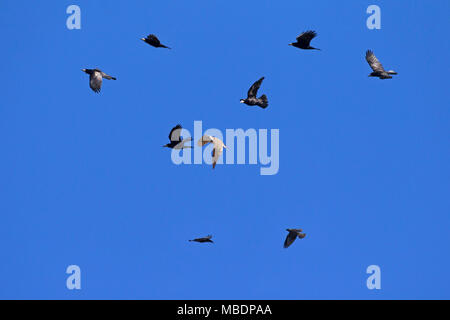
[284,229,306,248]
[197,135,227,169]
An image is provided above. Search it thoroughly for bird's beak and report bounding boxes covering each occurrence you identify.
[140,38,145,41]
[288,43,293,46]
[81,69,86,72]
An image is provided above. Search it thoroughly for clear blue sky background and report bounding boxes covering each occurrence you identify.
[0,0,449,299]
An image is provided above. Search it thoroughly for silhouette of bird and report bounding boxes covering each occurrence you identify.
[366,50,398,79]
[81,68,116,93]
[141,34,171,49]
[163,124,192,149]
[284,229,306,248]
[289,31,320,50]
[189,235,214,243]
[240,77,268,109]
[197,135,227,169]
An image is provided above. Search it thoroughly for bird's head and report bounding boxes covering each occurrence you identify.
[81,69,87,73]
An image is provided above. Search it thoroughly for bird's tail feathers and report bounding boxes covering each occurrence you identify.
[259,94,269,108]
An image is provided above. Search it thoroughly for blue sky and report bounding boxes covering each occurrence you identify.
[0,0,449,299]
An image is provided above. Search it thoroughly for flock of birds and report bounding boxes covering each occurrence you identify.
[81,30,397,249]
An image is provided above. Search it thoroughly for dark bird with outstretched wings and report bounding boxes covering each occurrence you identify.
[81,68,116,93]
[366,50,397,79]
[189,235,214,243]
[240,77,268,109]
[284,229,306,248]
[141,34,171,49]
[289,30,320,50]
[163,124,192,149]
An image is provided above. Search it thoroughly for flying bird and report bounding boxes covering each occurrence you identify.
[81,68,116,93]
[366,50,398,79]
[284,229,306,248]
[141,34,171,49]
[240,77,268,109]
[197,135,227,169]
[289,31,320,50]
[163,124,192,149]
[189,235,214,243]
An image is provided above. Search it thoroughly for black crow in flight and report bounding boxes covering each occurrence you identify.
[284,229,306,248]
[289,30,320,50]
[163,124,192,149]
[189,235,214,243]
[141,34,171,49]
[240,77,268,109]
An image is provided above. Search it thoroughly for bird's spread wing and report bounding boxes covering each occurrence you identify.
[169,124,182,141]
[247,77,264,98]
[366,50,386,73]
[176,137,192,148]
[284,231,297,248]
[198,135,213,147]
[90,71,103,93]
[100,72,116,80]
[146,34,160,45]
[296,30,317,45]
[212,139,225,168]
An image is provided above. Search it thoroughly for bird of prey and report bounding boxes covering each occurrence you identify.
[141,34,171,49]
[289,31,320,50]
[163,124,192,149]
[189,235,214,243]
[240,77,269,109]
[81,68,116,93]
[365,50,398,79]
[197,135,227,169]
[284,229,306,248]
